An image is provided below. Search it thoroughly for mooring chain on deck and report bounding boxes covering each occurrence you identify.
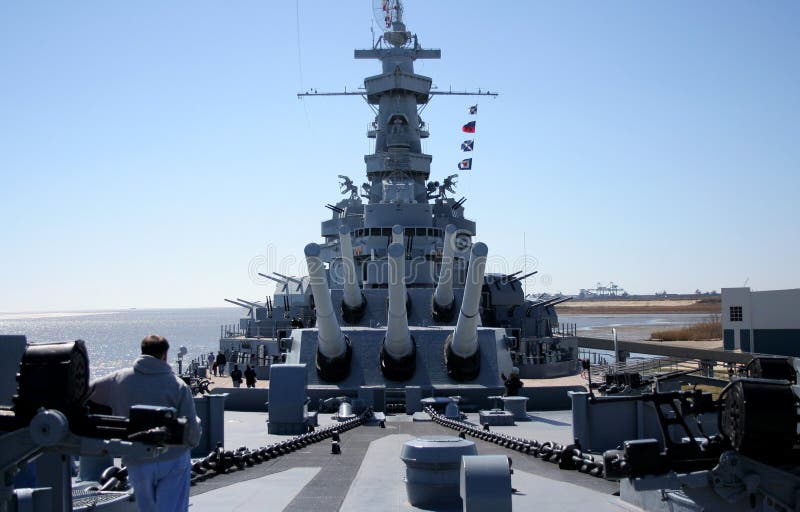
[424,407,605,478]
[188,410,373,484]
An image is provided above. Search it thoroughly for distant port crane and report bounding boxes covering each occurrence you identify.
[579,282,627,298]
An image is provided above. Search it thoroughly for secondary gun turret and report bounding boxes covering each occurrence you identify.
[380,242,416,381]
[432,224,457,322]
[339,225,367,323]
[444,242,488,381]
[304,243,351,382]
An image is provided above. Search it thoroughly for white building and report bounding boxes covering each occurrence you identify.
[721,287,800,356]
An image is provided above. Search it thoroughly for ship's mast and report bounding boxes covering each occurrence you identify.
[351,1,440,205]
[299,0,496,208]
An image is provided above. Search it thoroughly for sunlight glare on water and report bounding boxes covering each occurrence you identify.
[0,308,242,378]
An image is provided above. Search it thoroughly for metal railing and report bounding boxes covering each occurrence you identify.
[578,349,742,384]
[552,322,577,337]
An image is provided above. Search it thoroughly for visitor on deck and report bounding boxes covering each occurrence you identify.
[216,351,227,376]
[230,364,243,388]
[503,368,523,396]
[244,365,257,388]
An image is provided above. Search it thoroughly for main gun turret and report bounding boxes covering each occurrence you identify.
[304,243,351,382]
[444,242,488,380]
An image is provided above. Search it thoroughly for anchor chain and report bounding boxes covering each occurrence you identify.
[425,406,604,478]
[94,410,372,492]
[189,410,372,482]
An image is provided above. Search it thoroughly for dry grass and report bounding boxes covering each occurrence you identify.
[650,315,721,341]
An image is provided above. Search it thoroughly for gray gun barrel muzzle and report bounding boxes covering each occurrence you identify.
[432,224,458,322]
[338,225,366,323]
[380,242,416,381]
[444,242,487,381]
[305,243,351,382]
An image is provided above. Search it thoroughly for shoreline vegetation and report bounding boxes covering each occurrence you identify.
[650,315,722,341]
[556,297,721,315]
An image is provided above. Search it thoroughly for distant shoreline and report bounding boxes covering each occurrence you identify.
[556,298,721,315]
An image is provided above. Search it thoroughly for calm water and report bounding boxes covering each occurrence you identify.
[0,308,241,378]
[0,308,714,378]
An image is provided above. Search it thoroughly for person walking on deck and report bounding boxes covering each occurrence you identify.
[216,351,227,376]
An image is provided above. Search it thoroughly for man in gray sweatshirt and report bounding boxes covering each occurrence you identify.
[90,335,201,512]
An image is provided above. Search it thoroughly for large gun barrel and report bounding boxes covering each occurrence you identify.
[273,272,303,284]
[432,224,458,322]
[444,242,488,380]
[304,243,351,382]
[225,298,252,309]
[236,298,262,308]
[508,271,538,283]
[258,272,284,284]
[339,225,366,323]
[380,242,416,381]
[549,296,573,307]
[392,224,404,246]
[538,296,569,308]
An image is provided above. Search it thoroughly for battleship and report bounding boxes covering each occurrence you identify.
[218,2,579,385]
[2,2,800,512]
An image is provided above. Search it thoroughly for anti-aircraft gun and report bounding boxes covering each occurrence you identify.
[0,336,192,512]
[596,355,800,511]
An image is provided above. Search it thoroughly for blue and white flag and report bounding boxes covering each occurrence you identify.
[458,158,472,170]
[468,104,478,115]
[461,140,474,152]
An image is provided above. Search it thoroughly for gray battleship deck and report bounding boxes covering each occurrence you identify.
[189,410,635,512]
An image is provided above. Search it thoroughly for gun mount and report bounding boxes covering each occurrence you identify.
[0,338,192,512]
[597,356,800,512]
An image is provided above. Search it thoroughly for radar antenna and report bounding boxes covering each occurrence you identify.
[373,0,403,31]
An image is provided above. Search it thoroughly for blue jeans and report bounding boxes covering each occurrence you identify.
[127,452,190,512]
[218,363,226,376]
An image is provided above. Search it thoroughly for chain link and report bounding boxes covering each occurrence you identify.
[189,410,372,483]
[425,406,604,478]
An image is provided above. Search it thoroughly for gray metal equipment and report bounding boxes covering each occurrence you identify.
[267,364,314,435]
[0,337,193,512]
[601,357,800,511]
[400,436,477,508]
[192,393,227,457]
[460,455,512,512]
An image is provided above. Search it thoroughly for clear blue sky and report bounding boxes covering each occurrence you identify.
[1,1,798,311]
